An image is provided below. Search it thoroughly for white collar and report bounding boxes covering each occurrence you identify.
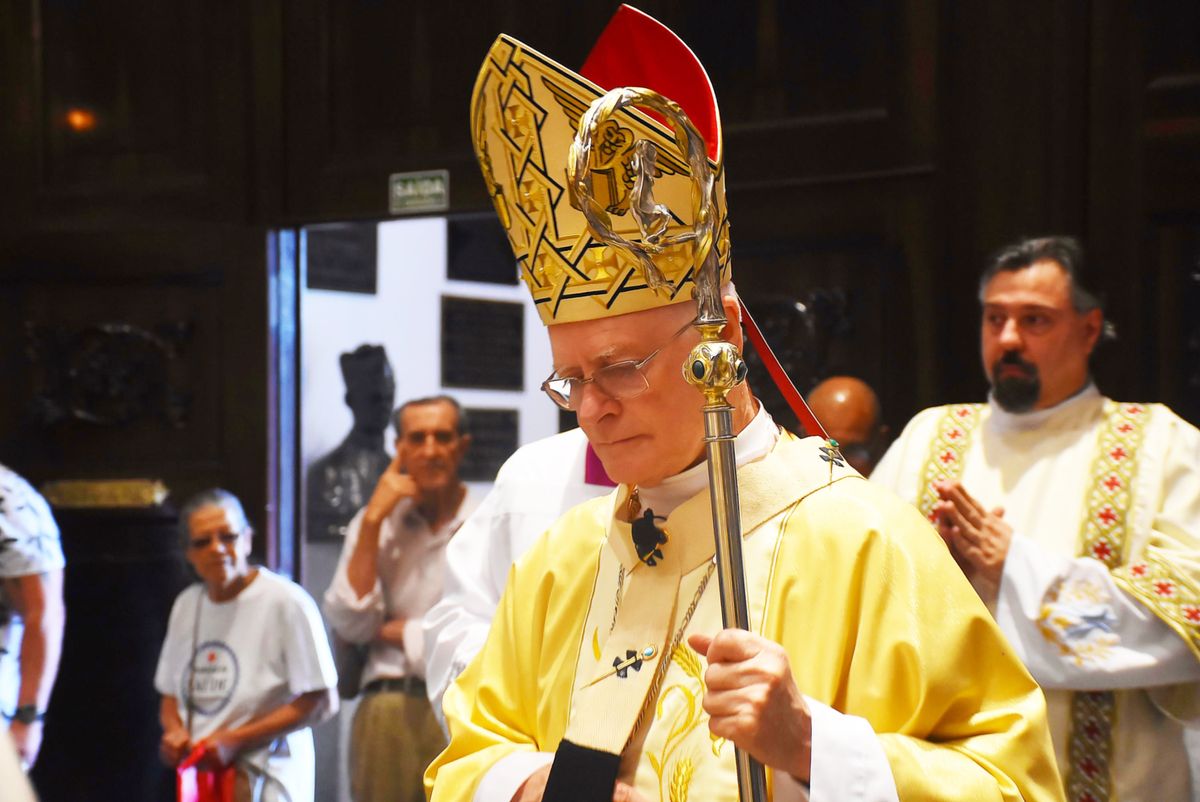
[987,380,1101,432]
[637,402,778,518]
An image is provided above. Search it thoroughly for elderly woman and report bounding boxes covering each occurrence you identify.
[155,489,337,802]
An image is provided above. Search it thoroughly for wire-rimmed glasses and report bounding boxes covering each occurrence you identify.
[540,318,696,411]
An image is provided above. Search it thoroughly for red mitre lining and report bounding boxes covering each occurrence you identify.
[579,5,721,163]
[578,6,828,438]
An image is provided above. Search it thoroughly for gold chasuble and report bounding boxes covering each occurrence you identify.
[426,434,1063,802]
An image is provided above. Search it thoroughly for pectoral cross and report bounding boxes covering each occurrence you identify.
[578,645,657,689]
[819,439,845,482]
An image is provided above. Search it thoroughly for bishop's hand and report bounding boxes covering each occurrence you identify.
[688,629,812,784]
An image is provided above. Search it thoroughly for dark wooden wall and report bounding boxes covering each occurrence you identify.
[1,2,1198,800]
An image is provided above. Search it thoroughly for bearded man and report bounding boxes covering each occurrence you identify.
[873,235,1200,802]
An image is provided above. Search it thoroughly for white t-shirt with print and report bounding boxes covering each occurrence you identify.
[155,568,337,802]
[0,464,65,716]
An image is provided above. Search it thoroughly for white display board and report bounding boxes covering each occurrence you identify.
[298,214,558,802]
[301,215,558,490]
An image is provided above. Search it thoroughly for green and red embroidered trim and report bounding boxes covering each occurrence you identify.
[917,404,984,522]
[1065,401,1150,802]
[1066,690,1116,802]
[1076,402,1150,569]
[1112,551,1200,659]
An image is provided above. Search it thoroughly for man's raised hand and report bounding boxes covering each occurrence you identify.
[363,452,419,526]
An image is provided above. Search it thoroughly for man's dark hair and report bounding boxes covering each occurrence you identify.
[978,235,1116,341]
[978,236,1097,312]
[392,395,469,437]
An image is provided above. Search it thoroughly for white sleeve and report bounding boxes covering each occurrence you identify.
[465,701,899,802]
[798,696,898,802]
[321,510,386,644]
[0,470,65,578]
[154,587,193,696]
[424,485,520,728]
[403,617,428,674]
[282,581,339,695]
[471,751,555,802]
[995,533,1200,690]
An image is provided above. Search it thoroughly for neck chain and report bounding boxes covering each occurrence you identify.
[627,559,716,746]
[626,487,642,520]
[610,565,626,636]
[611,484,717,740]
[591,558,715,748]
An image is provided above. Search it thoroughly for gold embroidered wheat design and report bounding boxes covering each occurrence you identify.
[669,757,695,802]
[672,643,703,684]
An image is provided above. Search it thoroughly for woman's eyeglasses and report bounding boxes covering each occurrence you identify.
[188,531,243,550]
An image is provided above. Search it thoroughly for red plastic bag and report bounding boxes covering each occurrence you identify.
[176,745,237,802]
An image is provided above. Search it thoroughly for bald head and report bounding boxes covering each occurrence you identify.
[807,376,886,474]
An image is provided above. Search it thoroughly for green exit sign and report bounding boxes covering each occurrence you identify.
[389,169,449,214]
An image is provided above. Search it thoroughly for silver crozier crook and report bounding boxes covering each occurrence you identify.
[567,87,767,802]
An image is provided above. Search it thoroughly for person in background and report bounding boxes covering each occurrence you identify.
[873,235,1200,801]
[423,427,613,732]
[0,463,65,772]
[324,396,477,802]
[156,488,337,802]
[806,375,889,475]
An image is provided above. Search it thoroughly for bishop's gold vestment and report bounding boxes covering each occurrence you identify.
[426,434,1064,801]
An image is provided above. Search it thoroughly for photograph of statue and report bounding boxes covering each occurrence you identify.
[306,344,396,540]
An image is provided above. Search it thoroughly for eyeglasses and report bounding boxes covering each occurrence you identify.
[188,531,243,550]
[540,318,696,411]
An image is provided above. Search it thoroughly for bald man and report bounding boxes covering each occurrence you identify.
[807,376,888,474]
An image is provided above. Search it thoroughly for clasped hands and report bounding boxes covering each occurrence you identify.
[932,479,1013,588]
[512,629,812,802]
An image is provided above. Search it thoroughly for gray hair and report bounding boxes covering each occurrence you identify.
[177,488,251,548]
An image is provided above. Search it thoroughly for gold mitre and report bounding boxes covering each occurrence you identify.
[470,5,730,326]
